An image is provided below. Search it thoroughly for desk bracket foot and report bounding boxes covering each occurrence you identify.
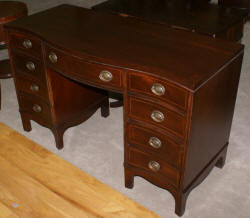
[52,127,65,150]
[124,166,134,189]
[20,113,32,132]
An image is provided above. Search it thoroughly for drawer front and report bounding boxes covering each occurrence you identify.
[127,147,179,187]
[12,52,44,82]
[8,32,41,57]
[128,73,188,110]
[15,76,49,101]
[46,46,123,91]
[128,97,187,138]
[127,123,183,168]
[18,94,52,125]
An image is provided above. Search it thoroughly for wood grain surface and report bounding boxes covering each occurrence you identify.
[0,122,159,218]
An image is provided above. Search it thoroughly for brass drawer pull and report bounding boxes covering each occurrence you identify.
[151,83,165,96]
[30,83,39,92]
[32,104,42,113]
[149,137,162,149]
[148,161,160,172]
[151,110,165,123]
[99,70,113,82]
[26,62,36,71]
[49,52,58,63]
[23,39,32,49]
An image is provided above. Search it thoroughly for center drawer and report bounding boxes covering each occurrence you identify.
[45,46,123,91]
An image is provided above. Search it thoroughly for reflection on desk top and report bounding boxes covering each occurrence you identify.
[5,4,244,91]
[92,0,248,36]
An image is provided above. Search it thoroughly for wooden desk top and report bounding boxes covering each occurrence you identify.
[0,122,159,217]
[5,4,243,91]
[93,0,248,36]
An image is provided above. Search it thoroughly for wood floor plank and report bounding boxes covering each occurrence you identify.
[0,122,160,218]
[0,201,19,218]
[0,156,97,218]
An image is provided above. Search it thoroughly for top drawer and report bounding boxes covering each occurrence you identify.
[8,32,42,57]
[45,46,123,91]
[128,73,189,110]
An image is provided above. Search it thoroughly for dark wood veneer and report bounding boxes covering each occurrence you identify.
[5,5,244,216]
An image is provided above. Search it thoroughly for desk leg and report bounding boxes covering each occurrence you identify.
[101,96,110,117]
[52,127,65,150]
[124,167,134,189]
[20,113,32,132]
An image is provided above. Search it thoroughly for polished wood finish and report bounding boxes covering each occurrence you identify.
[5,5,244,216]
[127,123,183,168]
[219,0,250,20]
[0,1,28,110]
[93,0,248,41]
[93,0,247,108]
[0,122,160,218]
[0,1,27,45]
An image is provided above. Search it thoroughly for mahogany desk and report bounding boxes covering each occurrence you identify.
[5,5,244,216]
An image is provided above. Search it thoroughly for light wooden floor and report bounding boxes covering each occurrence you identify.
[0,122,159,218]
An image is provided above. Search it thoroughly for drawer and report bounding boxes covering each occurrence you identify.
[127,147,179,187]
[127,123,183,168]
[8,32,41,57]
[128,73,189,110]
[12,52,45,82]
[18,94,52,125]
[45,46,123,91]
[15,76,49,102]
[128,96,187,138]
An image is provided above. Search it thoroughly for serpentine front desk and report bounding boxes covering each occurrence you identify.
[5,4,244,216]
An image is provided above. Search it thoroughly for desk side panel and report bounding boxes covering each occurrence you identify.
[183,53,243,189]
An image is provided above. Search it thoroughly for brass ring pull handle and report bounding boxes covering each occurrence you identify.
[148,161,160,172]
[151,83,165,96]
[26,61,36,71]
[49,52,58,63]
[151,110,165,123]
[23,39,32,49]
[99,70,113,82]
[30,83,39,92]
[32,104,42,113]
[149,137,162,149]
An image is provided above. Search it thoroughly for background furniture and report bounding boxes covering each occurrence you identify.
[93,0,247,41]
[0,1,27,110]
[5,5,244,216]
[219,0,250,20]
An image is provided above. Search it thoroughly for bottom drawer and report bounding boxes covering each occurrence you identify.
[127,147,179,187]
[18,94,52,125]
